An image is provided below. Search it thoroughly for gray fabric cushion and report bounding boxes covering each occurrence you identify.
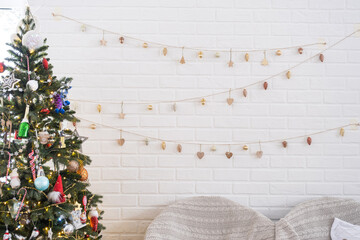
[145,196,360,240]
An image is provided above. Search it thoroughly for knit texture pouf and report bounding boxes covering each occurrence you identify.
[145,196,360,240]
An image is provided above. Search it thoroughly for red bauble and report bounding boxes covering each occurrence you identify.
[0,62,5,73]
[42,58,48,70]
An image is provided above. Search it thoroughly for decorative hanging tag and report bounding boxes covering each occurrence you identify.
[261,51,268,66]
[118,130,125,146]
[256,141,263,158]
[197,145,204,159]
[227,89,234,105]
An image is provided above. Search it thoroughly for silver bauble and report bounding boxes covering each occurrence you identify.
[22,30,43,50]
[63,223,75,236]
[26,80,38,91]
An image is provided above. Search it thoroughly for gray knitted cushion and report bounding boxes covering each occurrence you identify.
[145,196,360,240]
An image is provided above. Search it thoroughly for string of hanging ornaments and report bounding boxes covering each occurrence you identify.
[78,117,359,159]
[68,30,360,116]
[52,12,329,65]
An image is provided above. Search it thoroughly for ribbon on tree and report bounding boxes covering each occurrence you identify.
[26,55,30,81]
[28,150,36,181]
[5,152,11,183]
[15,187,27,221]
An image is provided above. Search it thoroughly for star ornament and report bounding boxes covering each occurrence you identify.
[2,73,20,89]
[100,39,107,46]
[73,128,89,152]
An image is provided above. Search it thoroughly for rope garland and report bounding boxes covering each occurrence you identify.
[69,30,359,106]
[52,13,326,53]
[77,117,359,146]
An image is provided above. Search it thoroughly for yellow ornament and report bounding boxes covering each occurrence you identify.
[286,71,291,79]
[198,51,203,59]
[97,104,102,113]
[90,124,96,129]
[143,42,148,48]
[161,141,166,150]
[162,47,168,56]
[340,128,345,136]
[276,50,282,56]
[147,105,153,110]
[200,98,206,106]
[245,53,249,62]
[242,145,249,151]
[215,52,220,58]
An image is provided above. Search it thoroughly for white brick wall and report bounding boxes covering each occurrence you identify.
[29,0,360,238]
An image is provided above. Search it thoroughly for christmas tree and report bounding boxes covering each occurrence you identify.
[0,7,104,239]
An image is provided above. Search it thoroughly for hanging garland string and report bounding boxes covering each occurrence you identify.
[52,12,326,53]
[77,117,359,146]
[69,30,359,106]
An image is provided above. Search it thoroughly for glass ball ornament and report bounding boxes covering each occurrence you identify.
[26,80,38,91]
[34,176,49,191]
[22,30,43,50]
[67,160,80,173]
[55,214,66,226]
[8,198,21,218]
[63,223,75,236]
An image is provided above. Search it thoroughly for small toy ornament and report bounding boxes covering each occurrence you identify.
[26,80,38,91]
[71,209,86,229]
[48,175,66,203]
[18,105,30,138]
[0,62,5,73]
[38,131,50,144]
[42,58,48,70]
[10,169,21,189]
[89,208,99,231]
[3,229,11,240]
[22,30,43,50]
[80,212,87,224]
[47,228,53,239]
[34,166,49,191]
[29,227,39,240]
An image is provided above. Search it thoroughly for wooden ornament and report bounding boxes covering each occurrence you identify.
[90,124,96,129]
[282,141,287,148]
[225,152,233,159]
[243,145,249,151]
[197,152,204,159]
[118,138,125,146]
[201,98,206,106]
[177,144,182,153]
[119,37,125,44]
[210,145,216,151]
[162,47,168,56]
[80,24,86,32]
[228,60,234,67]
[147,105,153,110]
[145,138,149,146]
[161,141,166,150]
[97,104,102,113]
[227,98,234,105]
[172,103,177,112]
[286,71,291,79]
[319,54,324,62]
[198,51,203,59]
[298,47,303,54]
[307,137,312,145]
[215,52,220,58]
[276,50,282,56]
[256,151,263,158]
[245,53,249,62]
[263,82,268,90]
[143,42,148,48]
[261,51,268,66]
[243,89,248,97]
[180,56,185,64]
[119,113,125,119]
[340,128,345,136]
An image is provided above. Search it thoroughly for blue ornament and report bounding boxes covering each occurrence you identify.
[34,176,49,191]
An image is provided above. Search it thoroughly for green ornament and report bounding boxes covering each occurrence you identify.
[18,105,30,138]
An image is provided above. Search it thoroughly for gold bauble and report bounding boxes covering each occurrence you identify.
[77,168,88,181]
[242,145,249,151]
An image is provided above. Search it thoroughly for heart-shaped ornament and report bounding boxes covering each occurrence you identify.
[256,151,263,158]
[177,144,182,153]
[118,138,125,146]
[119,113,125,119]
[225,152,233,159]
[197,152,204,159]
[227,98,234,105]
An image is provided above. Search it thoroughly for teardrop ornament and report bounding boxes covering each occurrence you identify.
[282,141,288,148]
[243,89,248,97]
[263,82,268,90]
[286,71,291,79]
[161,141,166,150]
[245,53,249,62]
[177,144,182,153]
[340,128,345,137]
[307,137,312,145]
[319,54,324,62]
[162,47,168,56]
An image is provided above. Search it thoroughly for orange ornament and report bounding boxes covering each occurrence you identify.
[77,167,88,181]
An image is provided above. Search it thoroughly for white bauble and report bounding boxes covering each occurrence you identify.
[26,80,38,91]
[22,30,43,50]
